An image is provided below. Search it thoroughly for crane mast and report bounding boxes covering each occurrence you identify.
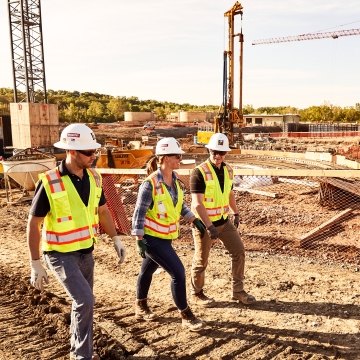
[215,1,244,145]
[7,0,47,103]
[252,27,360,45]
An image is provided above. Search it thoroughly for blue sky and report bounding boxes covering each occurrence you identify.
[1,0,359,108]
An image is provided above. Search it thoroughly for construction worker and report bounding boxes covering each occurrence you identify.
[190,132,256,306]
[132,137,206,332]
[27,123,126,360]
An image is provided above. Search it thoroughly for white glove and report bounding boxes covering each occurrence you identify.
[30,259,49,291]
[113,236,126,264]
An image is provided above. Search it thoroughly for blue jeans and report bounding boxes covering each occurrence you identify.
[137,235,188,311]
[44,251,95,360]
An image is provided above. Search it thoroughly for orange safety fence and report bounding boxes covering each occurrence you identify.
[101,174,131,235]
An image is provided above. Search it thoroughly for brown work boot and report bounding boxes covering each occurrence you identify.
[180,306,205,332]
[135,298,157,321]
[232,290,256,305]
[191,290,214,307]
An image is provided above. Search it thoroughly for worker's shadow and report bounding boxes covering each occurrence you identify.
[211,298,360,320]
[198,319,360,360]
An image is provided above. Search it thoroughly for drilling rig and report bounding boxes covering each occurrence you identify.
[197,1,245,147]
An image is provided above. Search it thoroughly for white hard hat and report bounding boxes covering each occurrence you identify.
[54,123,101,150]
[155,137,185,155]
[205,133,231,151]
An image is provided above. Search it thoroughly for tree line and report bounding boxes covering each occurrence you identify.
[1,88,360,124]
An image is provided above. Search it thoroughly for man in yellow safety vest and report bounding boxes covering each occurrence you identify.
[190,132,256,307]
[27,123,126,360]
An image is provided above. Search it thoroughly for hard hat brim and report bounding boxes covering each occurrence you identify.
[205,144,231,151]
[53,141,102,150]
[156,149,185,155]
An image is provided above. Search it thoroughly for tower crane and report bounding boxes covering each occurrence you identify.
[7,0,47,103]
[252,28,360,45]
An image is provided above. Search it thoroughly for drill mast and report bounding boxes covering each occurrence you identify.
[215,1,244,145]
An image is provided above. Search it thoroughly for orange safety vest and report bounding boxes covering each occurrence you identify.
[143,171,183,240]
[196,160,233,222]
[40,167,102,252]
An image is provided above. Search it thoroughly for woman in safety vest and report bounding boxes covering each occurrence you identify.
[190,132,256,307]
[27,123,126,360]
[132,137,206,332]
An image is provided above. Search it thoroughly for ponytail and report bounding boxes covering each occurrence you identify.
[146,156,158,176]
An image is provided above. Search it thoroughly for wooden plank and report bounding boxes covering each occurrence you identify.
[298,208,353,243]
[235,187,278,198]
[232,168,360,178]
[97,167,360,178]
[320,177,360,197]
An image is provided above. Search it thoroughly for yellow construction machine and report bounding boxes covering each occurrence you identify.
[96,138,153,169]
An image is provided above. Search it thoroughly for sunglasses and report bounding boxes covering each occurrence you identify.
[167,154,182,159]
[77,149,98,157]
[210,150,227,156]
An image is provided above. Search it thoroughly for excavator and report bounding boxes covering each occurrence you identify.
[197,1,245,148]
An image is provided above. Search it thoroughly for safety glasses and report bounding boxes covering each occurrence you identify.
[210,150,227,156]
[167,154,182,159]
[77,149,98,157]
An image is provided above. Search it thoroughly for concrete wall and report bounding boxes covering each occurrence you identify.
[124,112,154,123]
[178,111,207,123]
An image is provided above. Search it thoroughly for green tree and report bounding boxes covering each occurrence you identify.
[107,97,128,121]
[87,101,105,123]
[63,103,83,123]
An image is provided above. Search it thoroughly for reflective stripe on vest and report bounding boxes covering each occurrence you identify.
[88,168,101,187]
[144,216,178,235]
[143,171,183,240]
[45,169,72,223]
[46,169,65,194]
[46,224,99,245]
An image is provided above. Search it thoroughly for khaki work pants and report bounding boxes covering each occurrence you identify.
[191,219,245,297]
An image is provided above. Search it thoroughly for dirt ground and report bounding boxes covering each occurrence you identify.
[0,124,360,360]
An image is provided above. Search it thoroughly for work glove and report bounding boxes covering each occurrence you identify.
[233,213,240,228]
[113,236,126,264]
[207,224,219,240]
[30,259,49,291]
[193,218,206,238]
[136,239,147,258]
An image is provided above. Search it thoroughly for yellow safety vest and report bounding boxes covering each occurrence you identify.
[40,167,102,252]
[144,172,183,240]
[196,160,233,222]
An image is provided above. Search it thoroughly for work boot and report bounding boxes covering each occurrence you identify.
[135,298,157,321]
[232,290,256,305]
[191,290,214,307]
[180,306,205,332]
[70,353,100,360]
